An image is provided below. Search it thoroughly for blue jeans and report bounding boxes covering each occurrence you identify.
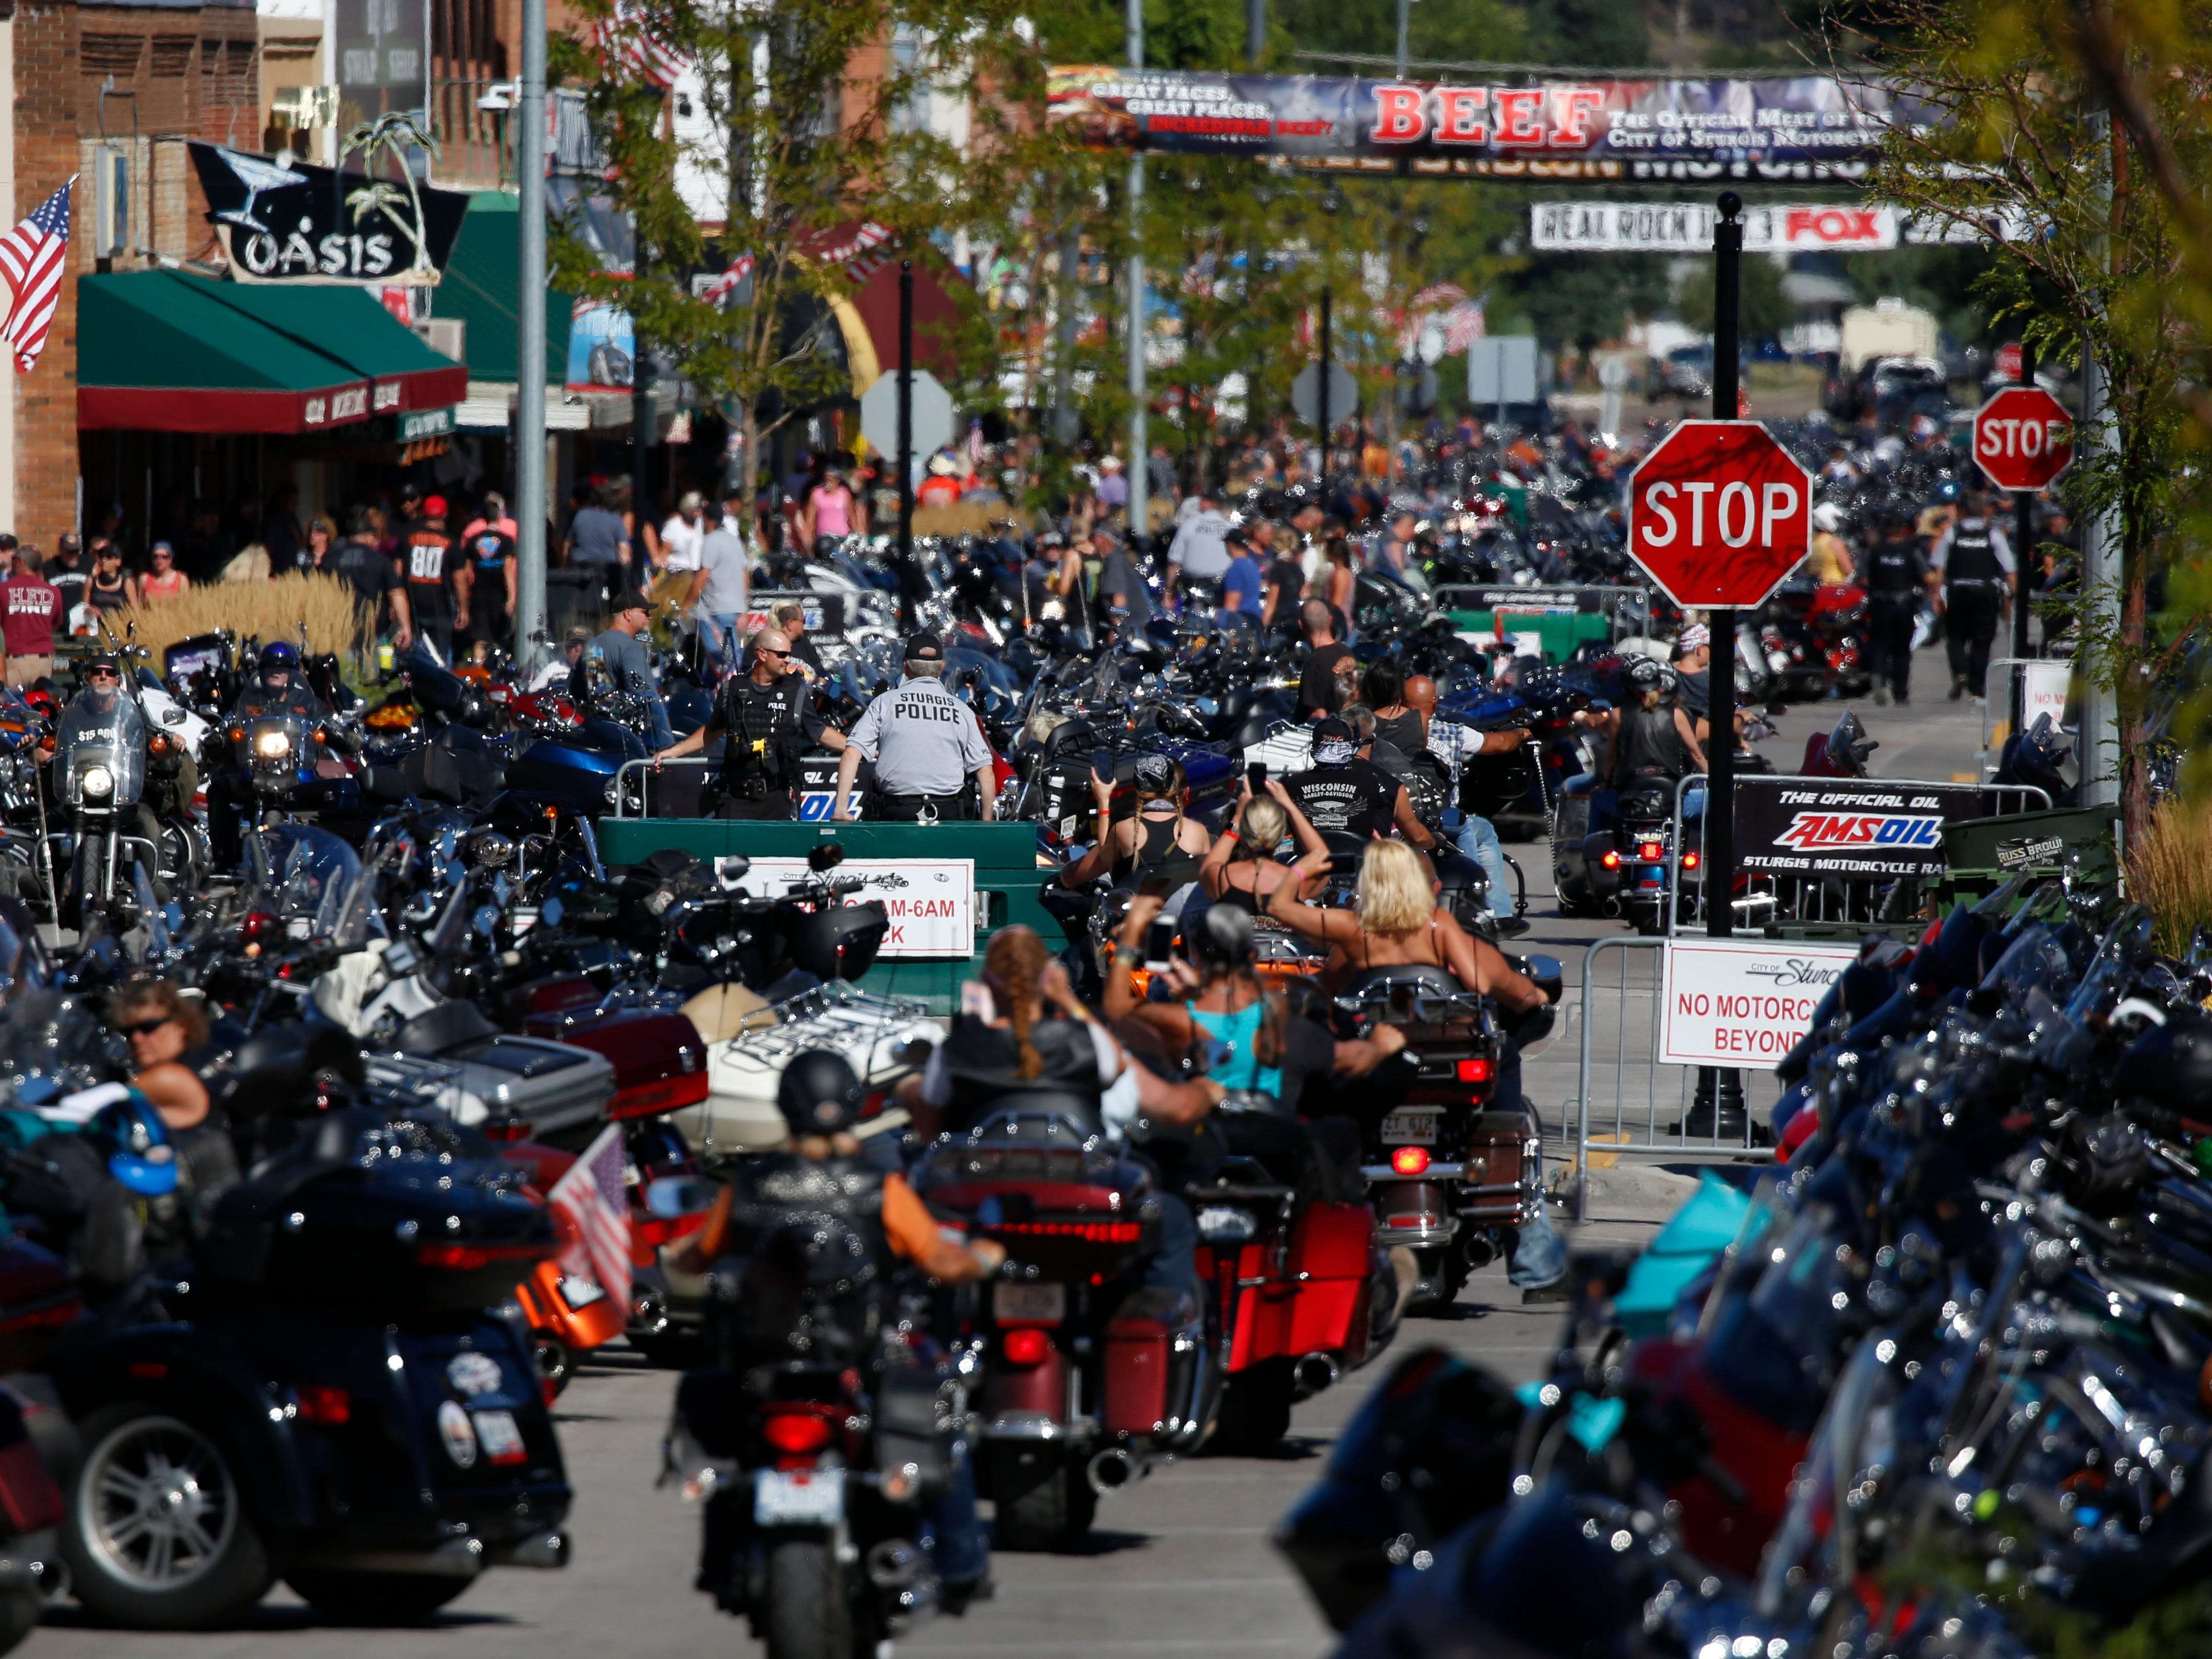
[925,1431,989,1587]
[1453,815,1514,915]
[1504,1100,1565,1288]
[698,612,741,672]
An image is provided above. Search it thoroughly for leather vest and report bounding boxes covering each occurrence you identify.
[937,1014,1104,1133]
[1868,541,1920,597]
[721,1150,890,1360]
[1613,704,1691,785]
[1947,518,1999,583]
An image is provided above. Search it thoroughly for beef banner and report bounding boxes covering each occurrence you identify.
[1733,776,1997,881]
[1046,68,1937,182]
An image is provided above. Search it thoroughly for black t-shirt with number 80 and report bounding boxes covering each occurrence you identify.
[405,532,454,615]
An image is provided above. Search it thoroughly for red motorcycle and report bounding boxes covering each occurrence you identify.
[910,1104,1394,1549]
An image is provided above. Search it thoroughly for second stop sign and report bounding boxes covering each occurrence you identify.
[1972,386,2073,493]
[1626,420,1813,608]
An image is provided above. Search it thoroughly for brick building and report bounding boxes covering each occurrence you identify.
[2,0,260,550]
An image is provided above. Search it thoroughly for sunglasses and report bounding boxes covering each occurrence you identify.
[85,668,118,681]
[756,647,787,659]
[116,1016,173,1039]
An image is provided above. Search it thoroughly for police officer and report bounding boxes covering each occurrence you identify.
[833,632,996,822]
[659,628,843,818]
[1929,487,2013,705]
[1864,508,1929,706]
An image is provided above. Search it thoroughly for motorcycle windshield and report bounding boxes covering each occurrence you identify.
[243,824,363,939]
[54,692,146,807]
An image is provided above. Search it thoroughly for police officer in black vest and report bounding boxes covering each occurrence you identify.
[1929,487,2014,705]
[1864,507,1930,707]
[660,627,844,818]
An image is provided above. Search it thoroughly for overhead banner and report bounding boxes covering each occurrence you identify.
[189,143,471,285]
[1047,67,1933,182]
[1734,776,1996,881]
[1530,200,2007,252]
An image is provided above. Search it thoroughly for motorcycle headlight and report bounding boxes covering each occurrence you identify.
[81,764,114,800]
[255,729,291,758]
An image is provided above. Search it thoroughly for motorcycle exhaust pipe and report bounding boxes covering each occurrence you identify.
[1462,1235,1497,1271]
[865,1539,925,1590]
[1086,1447,1145,1496]
[1293,1353,1340,1398]
[1600,896,1622,919]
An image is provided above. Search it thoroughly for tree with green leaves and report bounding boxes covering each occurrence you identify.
[549,0,1041,492]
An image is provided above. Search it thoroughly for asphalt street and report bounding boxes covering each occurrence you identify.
[32,644,1990,1659]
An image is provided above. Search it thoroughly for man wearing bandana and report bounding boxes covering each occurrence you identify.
[1286,716,1438,850]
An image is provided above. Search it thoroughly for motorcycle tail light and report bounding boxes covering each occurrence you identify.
[416,1241,551,1270]
[608,1074,713,1121]
[761,1410,835,1455]
[240,909,280,945]
[1001,1328,1052,1367]
[479,1116,532,1144]
[1682,851,1702,871]
[1639,841,1663,861]
[1600,850,1621,870]
[1457,1058,1494,1083]
[1390,1146,1431,1177]
[294,1384,351,1425]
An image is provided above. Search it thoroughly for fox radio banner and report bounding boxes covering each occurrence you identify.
[1659,939,1858,1067]
[1047,68,1933,182]
[1733,776,1993,880]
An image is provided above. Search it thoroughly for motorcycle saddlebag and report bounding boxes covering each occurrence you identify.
[1102,1319,1169,1438]
[1461,1111,1535,1224]
[874,1364,952,1495]
[788,902,889,983]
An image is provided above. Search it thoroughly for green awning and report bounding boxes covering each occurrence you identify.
[79,271,466,434]
[432,190,571,386]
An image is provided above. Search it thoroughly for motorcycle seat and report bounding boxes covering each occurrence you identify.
[393,997,502,1056]
[1339,962,1463,999]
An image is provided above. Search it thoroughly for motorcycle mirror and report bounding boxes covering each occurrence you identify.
[161,707,185,725]
[713,854,752,889]
[1522,954,1566,1005]
[643,1175,720,1220]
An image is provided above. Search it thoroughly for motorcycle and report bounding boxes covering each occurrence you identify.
[44,682,160,936]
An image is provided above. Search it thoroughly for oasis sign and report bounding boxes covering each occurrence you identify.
[188,143,471,286]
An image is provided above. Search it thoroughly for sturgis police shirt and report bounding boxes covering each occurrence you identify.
[845,674,992,797]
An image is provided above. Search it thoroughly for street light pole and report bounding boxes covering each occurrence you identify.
[898,258,915,633]
[1125,0,1147,552]
[513,0,548,666]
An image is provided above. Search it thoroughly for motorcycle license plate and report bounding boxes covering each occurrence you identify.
[755,1468,845,1526]
[471,1409,528,1466]
[1380,1109,1442,1147]
[993,1282,1066,1325]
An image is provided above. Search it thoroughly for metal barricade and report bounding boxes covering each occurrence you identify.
[1978,656,2075,778]
[1662,773,2049,936]
[1561,936,1789,1219]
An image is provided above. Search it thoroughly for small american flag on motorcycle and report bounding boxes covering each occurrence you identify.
[548,1125,631,1308]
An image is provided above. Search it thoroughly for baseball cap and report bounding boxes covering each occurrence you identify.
[565,625,594,644]
[904,631,945,664]
[1312,716,1356,766]
[423,495,448,519]
[612,587,653,616]
[83,653,121,677]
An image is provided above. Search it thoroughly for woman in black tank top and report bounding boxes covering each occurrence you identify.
[1198,782,1332,913]
[1056,755,1212,891]
[1360,661,1426,757]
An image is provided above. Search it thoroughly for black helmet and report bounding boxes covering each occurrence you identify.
[1825,711,1878,772]
[777,1049,863,1139]
[1623,655,1666,697]
[1189,903,1257,971]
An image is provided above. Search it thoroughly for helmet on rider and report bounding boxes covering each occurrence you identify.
[259,641,300,686]
[777,1049,864,1140]
[1811,502,1846,533]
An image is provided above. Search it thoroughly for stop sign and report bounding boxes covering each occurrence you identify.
[1626,420,1813,608]
[1972,387,2073,492]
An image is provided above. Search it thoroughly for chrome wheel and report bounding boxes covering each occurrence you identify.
[81,1415,239,1592]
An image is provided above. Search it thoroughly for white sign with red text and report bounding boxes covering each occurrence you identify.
[729,858,976,957]
[1657,939,1858,1067]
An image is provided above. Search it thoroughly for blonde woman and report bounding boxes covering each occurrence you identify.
[1264,839,1546,1011]
[1197,777,1331,913]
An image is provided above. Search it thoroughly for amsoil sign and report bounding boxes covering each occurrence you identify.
[731,858,975,956]
[1733,775,1992,879]
[1658,939,1857,1066]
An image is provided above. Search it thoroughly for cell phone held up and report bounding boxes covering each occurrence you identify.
[1247,761,1268,794]
[1143,915,1176,975]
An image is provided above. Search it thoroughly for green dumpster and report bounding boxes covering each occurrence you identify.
[1932,802,2119,907]
[1446,610,1612,662]
[596,818,1053,1012]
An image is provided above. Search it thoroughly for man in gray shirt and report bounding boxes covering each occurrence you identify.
[834,632,995,821]
[563,485,631,607]
[1164,488,1232,604]
[577,588,674,750]
[686,487,751,671]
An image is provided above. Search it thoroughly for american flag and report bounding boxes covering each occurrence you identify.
[696,253,754,306]
[813,221,894,286]
[547,1125,631,1308]
[0,179,74,375]
[595,0,687,90]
